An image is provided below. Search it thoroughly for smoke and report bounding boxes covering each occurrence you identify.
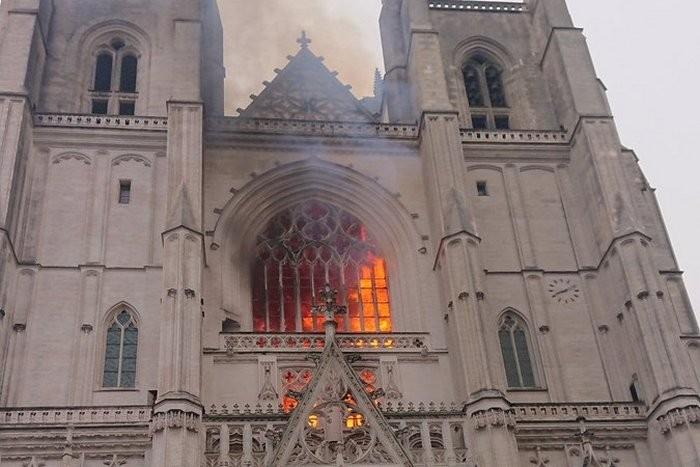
[216,0,384,115]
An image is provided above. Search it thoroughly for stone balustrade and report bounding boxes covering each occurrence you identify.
[428,1,526,12]
[220,332,430,354]
[206,116,419,139]
[513,402,646,422]
[0,406,152,425]
[460,128,569,144]
[34,113,168,131]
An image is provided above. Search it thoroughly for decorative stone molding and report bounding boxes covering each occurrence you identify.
[206,116,419,140]
[35,113,168,131]
[471,408,516,431]
[112,154,152,167]
[52,152,92,165]
[150,410,201,434]
[513,402,645,422]
[460,129,567,144]
[656,405,700,434]
[429,1,526,12]
[221,332,430,354]
[1,406,152,425]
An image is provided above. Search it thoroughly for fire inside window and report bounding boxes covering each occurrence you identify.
[252,200,392,333]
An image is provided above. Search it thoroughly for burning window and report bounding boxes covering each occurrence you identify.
[252,200,392,333]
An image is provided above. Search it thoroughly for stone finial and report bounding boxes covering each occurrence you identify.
[297,30,312,49]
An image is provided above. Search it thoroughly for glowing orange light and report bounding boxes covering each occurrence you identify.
[308,414,320,428]
[283,396,299,413]
[346,413,365,429]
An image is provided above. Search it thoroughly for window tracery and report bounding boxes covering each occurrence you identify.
[498,312,537,388]
[462,54,509,130]
[88,37,139,115]
[252,200,392,334]
[102,310,138,388]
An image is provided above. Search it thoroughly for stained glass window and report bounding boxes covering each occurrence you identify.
[499,313,536,388]
[252,200,392,333]
[103,310,138,388]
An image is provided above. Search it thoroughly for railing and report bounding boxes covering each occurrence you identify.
[428,1,526,12]
[513,402,646,422]
[0,406,152,425]
[220,332,430,354]
[34,113,168,131]
[206,117,419,140]
[460,128,569,144]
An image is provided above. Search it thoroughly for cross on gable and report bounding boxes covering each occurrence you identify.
[312,284,347,337]
[297,30,311,49]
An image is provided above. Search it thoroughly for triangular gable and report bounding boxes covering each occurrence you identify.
[271,341,413,466]
[238,36,377,123]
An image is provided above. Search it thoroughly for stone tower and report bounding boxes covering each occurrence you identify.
[0,0,698,466]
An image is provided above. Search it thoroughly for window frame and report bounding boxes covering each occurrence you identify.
[462,54,510,130]
[87,43,140,116]
[498,311,540,389]
[100,306,140,390]
[251,200,394,334]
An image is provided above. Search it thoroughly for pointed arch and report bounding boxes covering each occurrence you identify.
[497,308,539,389]
[101,301,140,388]
[212,158,424,332]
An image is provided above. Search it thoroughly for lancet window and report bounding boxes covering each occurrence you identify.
[498,312,537,388]
[102,310,138,388]
[252,200,392,334]
[89,38,139,115]
[462,54,510,130]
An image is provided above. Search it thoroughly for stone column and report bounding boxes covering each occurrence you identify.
[150,101,205,467]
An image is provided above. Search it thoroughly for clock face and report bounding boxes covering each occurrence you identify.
[548,278,581,304]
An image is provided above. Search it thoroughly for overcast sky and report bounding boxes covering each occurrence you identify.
[221,0,699,317]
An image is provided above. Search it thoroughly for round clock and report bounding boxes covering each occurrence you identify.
[548,278,581,304]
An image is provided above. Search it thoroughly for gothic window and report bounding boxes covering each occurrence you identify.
[94,53,114,92]
[462,54,510,130]
[252,200,393,334]
[498,313,537,388]
[88,38,139,115]
[102,310,138,388]
[119,55,138,92]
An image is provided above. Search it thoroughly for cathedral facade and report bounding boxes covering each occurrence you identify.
[0,0,698,465]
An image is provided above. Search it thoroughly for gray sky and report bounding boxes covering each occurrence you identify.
[221,0,699,317]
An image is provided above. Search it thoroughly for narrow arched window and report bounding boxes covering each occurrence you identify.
[94,53,114,92]
[499,313,536,388]
[462,54,509,130]
[252,200,393,333]
[120,55,138,92]
[103,310,138,388]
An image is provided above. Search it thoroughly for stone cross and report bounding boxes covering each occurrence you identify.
[312,283,347,339]
[297,30,312,49]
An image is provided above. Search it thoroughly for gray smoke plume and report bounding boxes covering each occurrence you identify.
[216,0,384,115]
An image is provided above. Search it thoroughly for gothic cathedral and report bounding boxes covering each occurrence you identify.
[0,0,698,466]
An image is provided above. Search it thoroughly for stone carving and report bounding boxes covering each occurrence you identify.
[22,458,45,467]
[656,405,700,434]
[258,361,279,403]
[150,410,200,434]
[471,408,516,431]
[103,455,128,466]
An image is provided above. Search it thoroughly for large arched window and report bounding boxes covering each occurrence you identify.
[252,200,392,333]
[102,309,138,388]
[498,312,537,388]
[89,38,139,116]
[462,54,509,130]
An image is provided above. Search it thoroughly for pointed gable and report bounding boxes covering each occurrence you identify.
[238,33,377,123]
[272,340,413,466]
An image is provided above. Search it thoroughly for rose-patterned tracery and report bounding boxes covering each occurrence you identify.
[252,200,392,333]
